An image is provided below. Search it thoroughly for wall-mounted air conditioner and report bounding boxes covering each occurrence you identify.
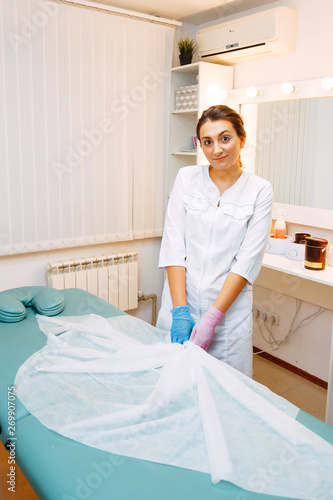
[196,6,298,64]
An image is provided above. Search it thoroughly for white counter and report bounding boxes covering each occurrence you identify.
[262,252,333,289]
[256,252,333,425]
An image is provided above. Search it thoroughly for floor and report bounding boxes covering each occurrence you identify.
[0,356,328,500]
[252,354,327,420]
[0,445,38,500]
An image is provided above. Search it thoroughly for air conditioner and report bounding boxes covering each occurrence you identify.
[196,6,298,64]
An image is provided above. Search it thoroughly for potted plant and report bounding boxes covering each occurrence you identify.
[177,36,197,66]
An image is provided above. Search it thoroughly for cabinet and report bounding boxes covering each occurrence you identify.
[168,62,233,195]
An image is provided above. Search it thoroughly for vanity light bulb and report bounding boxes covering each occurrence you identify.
[321,77,333,90]
[281,82,295,94]
[206,86,229,105]
[219,89,229,101]
[246,86,260,98]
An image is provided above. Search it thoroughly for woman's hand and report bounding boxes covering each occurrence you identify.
[170,305,195,344]
[190,306,224,351]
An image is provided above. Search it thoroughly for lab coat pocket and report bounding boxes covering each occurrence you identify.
[218,203,254,249]
[220,203,254,221]
[183,194,212,242]
[183,194,211,213]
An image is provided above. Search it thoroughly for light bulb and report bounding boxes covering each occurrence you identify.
[219,89,229,101]
[321,77,333,90]
[206,86,229,105]
[281,82,295,94]
[246,86,260,98]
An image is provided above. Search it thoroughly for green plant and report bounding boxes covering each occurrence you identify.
[177,36,197,55]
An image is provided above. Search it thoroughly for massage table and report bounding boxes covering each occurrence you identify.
[1,288,333,500]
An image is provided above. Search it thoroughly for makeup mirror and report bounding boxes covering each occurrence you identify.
[240,96,333,211]
[227,79,333,230]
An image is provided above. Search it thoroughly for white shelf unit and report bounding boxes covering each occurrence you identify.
[168,62,233,195]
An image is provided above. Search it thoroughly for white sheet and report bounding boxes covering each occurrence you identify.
[15,314,333,499]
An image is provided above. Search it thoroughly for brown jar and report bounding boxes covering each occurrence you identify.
[304,237,328,270]
[294,232,311,244]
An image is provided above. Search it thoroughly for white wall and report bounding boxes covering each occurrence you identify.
[253,284,332,381]
[231,0,333,88]
[196,0,333,87]
[189,0,333,381]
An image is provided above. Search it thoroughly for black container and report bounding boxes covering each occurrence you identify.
[294,232,311,244]
[179,54,193,65]
[304,237,328,270]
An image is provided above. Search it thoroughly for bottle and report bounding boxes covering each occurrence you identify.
[273,210,286,239]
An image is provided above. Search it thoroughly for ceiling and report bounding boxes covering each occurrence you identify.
[88,0,276,24]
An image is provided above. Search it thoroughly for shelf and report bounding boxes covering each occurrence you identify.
[172,151,197,156]
[167,62,233,197]
[172,109,198,115]
[262,252,333,287]
[256,252,333,312]
[171,62,200,74]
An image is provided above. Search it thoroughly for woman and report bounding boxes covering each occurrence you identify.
[156,105,273,377]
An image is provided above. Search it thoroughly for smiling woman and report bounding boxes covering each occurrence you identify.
[196,106,246,193]
[156,105,273,377]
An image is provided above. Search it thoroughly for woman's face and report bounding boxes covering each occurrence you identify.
[199,119,245,173]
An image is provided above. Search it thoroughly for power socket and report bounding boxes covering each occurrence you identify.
[253,305,279,326]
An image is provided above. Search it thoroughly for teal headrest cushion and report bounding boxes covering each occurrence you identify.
[0,286,65,323]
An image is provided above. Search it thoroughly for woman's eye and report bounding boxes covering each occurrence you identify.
[203,140,212,146]
[221,136,231,142]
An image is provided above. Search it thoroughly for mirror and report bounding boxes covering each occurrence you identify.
[240,97,333,211]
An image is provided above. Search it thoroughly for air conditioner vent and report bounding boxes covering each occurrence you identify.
[196,7,298,64]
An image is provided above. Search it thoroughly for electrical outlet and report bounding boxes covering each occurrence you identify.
[253,305,279,326]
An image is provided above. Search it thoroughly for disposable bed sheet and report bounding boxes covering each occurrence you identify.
[15,313,333,500]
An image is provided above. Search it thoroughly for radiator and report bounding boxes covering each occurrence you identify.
[47,252,138,311]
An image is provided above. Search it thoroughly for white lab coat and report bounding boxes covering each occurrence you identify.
[157,165,273,376]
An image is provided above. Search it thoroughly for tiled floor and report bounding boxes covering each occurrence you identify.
[0,356,328,499]
[252,354,327,421]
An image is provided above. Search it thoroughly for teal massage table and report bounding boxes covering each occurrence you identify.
[1,288,333,500]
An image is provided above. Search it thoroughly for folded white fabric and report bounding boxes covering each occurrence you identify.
[15,314,333,499]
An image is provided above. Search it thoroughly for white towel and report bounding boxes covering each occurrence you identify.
[15,314,333,499]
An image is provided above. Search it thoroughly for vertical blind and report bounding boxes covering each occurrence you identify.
[0,0,174,255]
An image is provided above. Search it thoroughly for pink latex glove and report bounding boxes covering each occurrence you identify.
[189,306,225,351]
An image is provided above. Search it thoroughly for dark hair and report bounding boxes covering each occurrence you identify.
[196,105,246,142]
